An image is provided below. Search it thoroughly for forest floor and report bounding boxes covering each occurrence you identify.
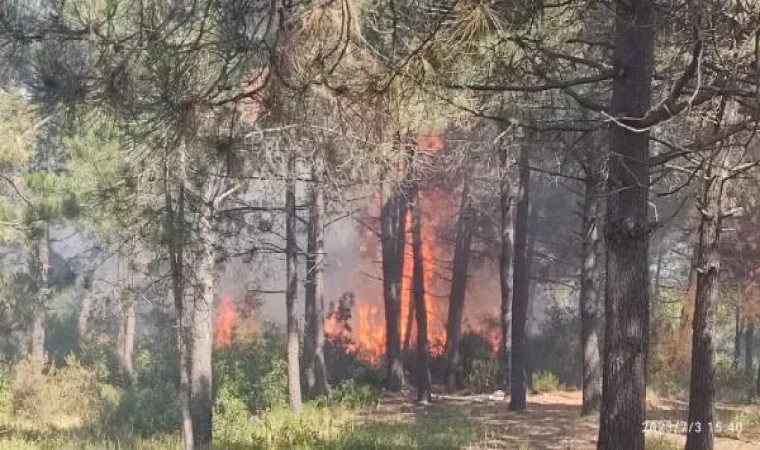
[360,389,760,449]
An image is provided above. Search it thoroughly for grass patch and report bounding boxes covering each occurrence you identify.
[645,435,680,450]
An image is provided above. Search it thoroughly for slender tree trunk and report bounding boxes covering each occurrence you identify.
[598,2,654,448]
[304,154,329,398]
[755,347,760,399]
[165,159,194,450]
[745,323,754,380]
[524,201,538,391]
[117,293,136,385]
[285,154,302,412]
[190,195,217,448]
[410,182,431,403]
[509,144,530,412]
[403,291,415,352]
[580,172,603,416]
[401,199,413,354]
[499,144,514,390]
[733,312,742,369]
[381,179,405,391]
[30,225,50,364]
[77,277,93,346]
[685,119,731,450]
[443,179,475,391]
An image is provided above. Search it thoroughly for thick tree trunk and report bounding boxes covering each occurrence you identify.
[598,2,654,449]
[685,128,731,450]
[30,225,50,364]
[381,180,405,391]
[499,144,514,390]
[443,179,475,390]
[190,197,216,448]
[410,183,431,403]
[285,154,302,412]
[509,144,530,412]
[117,293,136,385]
[733,312,742,369]
[165,160,194,450]
[303,154,330,398]
[580,172,603,416]
[745,323,754,380]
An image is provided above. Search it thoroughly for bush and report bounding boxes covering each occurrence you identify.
[453,331,501,393]
[531,370,560,394]
[11,355,109,425]
[107,383,180,437]
[328,379,380,408]
[526,306,581,388]
[213,385,254,446]
[0,367,11,416]
[214,325,288,412]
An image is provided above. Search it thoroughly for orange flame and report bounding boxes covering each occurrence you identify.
[214,295,235,349]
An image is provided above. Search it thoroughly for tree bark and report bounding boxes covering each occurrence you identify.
[303,153,329,398]
[410,182,431,403]
[443,178,475,390]
[30,225,50,364]
[745,323,754,380]
[77,274,94,346]
[597,2,654,449]
[165,158,194,450]
[190,194,216,448]
[285,154,302,412]
[685,112,732,450]
[733,312,742,369]
[499,143,514,390]
[381,179,405,391]
[580,171,603,416]
[509,144,530,412]
[117,292,136,385]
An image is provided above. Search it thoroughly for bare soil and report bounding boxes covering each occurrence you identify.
[363,389,760,449]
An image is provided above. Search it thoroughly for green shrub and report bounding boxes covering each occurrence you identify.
[213,326,288,412]
[531,370,560,394]
[11,355,108,425]
[0,367,11,416]
[107,383,180,437]
[213,385,254,446]
[455,331,501,393]
[328,379,380,408]
[251,404,351,448]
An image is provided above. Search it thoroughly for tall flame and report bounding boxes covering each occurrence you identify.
[214,295,235,349]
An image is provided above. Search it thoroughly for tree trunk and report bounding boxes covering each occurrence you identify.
[499,143,514,390]
[443,179,475,390]
[165,159,194,450]
[580,172,603,416]
[755,345,760,399]
[77,274,94,346]
[381,179,405,391]
[303,154,329,398]
[30,225,50,364]
[598,2,654,448]
[285,154,302,412]
[190,196,216,448]
[509,144,530,412]
[410,182,431,403]
[685,116,731,450]
[745,323,754,380]
[117,292,136,385]
[733,312,742,369]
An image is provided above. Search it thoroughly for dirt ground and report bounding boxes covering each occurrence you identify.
[364,390,760,449]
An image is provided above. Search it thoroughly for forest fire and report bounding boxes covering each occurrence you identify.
[214,295,236,349]
[327,190,451,364]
